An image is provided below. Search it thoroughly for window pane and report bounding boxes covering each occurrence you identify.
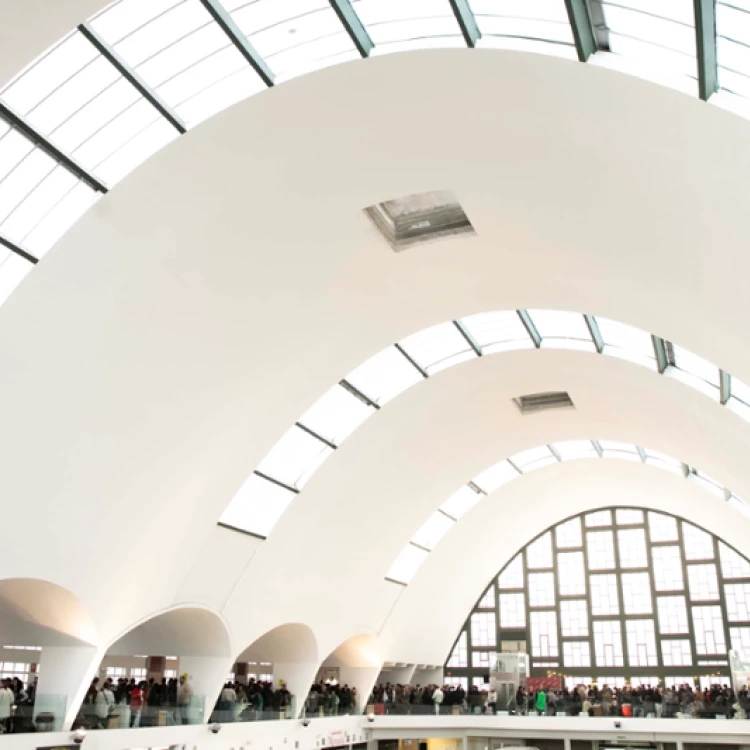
[563,640,591,667]
[616,508,644,525]
[648,511,678,542]
[687,564,720,601]
[459,311,534,353]
[398,321,476,374]
[618,528,648,568]
[473,460,520,492]
[626,619,658,667]
[530,610,558,657]
[553,440,598,461]
[590,573,619,616]
[593,620,624,667]
[558,551,586,596]
[682,522,715,560]
[345,345,424,405]
[219,473,295,537]
[622,572,652,614]
[528,309,596,351]
[662,638,692,666]
[651,545,684,591]
[298,384,375,444]
[587,530,616,570]
[477,586,495,609]
[446,631,468,667]
[720,542,750,579]
[440,484,483,520]
[526,532,553,569]
[730,626,750,652]
[412,511,454,550]
[386,543,428,584]
[499,554,524,589]
[586,509,613,527]
[657,595,689,635]
[725,584,750,621]
[597,316,656,369]
[556,517,583,549]
[692,605,727,654]
[560,599,588,637]
[256,425,333,489]
[509,445,557,473]
[499,592,526,628]
[471,612,496,647]
[528,572,555,607]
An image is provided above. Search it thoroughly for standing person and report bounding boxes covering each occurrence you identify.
[220,682,237,722]
[96,680,114,728]
[536,688,547,716]
[432,685,444,715]
[178,674,193,725]
[487,687,497,715]
[0,679,12,732]
[130,681,144,728]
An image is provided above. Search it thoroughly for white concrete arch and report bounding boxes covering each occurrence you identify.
[386,438,749,586]
[380,460,750,666]
[234,622,318,714]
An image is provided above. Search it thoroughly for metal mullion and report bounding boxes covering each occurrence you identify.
[694,0,719,101]
[580,525,596,673]
[437,507,457,522]
[198,0,275,87]
[565,0,597,62]
[453,319,482,357]
[295,421,337,450]
[592,440,603,457]
[517,309,541,348]
[328,0,373,57]
[394,343,429,378]
[0,103,107,194]
[652,335,669,374]
[78,22,187,134]
[584,314,604,353]
[713,535,733,661]
[468,480,486,495]
[675,520,700,677]
[448,0,481,47]
[0,233,38,264]
[253,470,300,494]
[410,541,430,554]
[609,527,629,669]
[339,379,380,409]
[720,370,731,405]
[551,529,565,663]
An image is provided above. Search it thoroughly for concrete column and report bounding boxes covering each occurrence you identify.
[34,644,102,730]
[179,655,234,724]
[273,659,319,717]
[338,664,381,715]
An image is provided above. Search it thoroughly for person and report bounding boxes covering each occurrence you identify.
[130,681,144,728]
[220,682,237,722]
[95,680,114,728]
[487,687,497,715]
[178,674,193,724]
[432,685,444,715]
[536,688,546,716]
[0,679,12,733]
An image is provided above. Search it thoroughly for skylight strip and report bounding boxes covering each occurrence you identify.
[394,342,429,378]
[453,319,482,356]
[339,378,381,408]
[253,469,300,494]
[294,421,338,450]
[78,22,187,134]
[329,0,374,57]
[0,102,107,194]
[0,232,38,264]
[517,309,542,347]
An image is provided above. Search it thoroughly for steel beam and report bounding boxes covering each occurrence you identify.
[652,335,669,374]
[448,0,481,48]
[585,313,604,353]
[564,0,597,62]
[198,0,274,87]
[517,310,542,348]
[720,370,731,405]
[453,319,482,357]
[694,0,719,101]
[0,102,107,194]
[329,0,374,57]
[0,233,38,264]
[78,23,187,134]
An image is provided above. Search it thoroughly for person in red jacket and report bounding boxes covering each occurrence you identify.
[130,682,145,728]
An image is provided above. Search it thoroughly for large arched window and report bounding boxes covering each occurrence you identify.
[444,507,750,690]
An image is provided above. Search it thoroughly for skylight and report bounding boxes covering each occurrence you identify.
[528,309,596,351]
[398,321,477,374]
[344,345,424,405]
[219,473,296,537]
[412,511,455,549]
[256,424,333,489]
[460,311,534,353]
[297,383,375,445]
[387,543,429,584]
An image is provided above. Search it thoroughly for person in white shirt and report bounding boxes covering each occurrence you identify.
[95,682,115,726]
[432,686,444,715]
[487,688,498,714]
[0,679,13,732]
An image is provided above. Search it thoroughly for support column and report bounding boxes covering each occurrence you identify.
[179,655,234,724]
[337,664,381,715]
[273,659,319,717]
[34,644,102,730]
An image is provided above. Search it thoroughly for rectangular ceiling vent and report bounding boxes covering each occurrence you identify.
[514,391,574,414]
[364,189,475,251]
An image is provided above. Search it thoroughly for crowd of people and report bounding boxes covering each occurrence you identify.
[0,677,37,733]
[210,679,294,722]
[304,682,359,715]
[367,681,750,719]
[76,674,195,729]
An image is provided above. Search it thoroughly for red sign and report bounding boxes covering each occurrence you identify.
[525,677,562,691]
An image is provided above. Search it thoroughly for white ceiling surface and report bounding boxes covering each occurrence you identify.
[384,460,750,665]
[0,50,750,660]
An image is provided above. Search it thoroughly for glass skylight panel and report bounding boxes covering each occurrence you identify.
[730,375,750,407]
[648,511,678,542]
[644,448,684,476]
[626,619,658,667]
[0,254,34,307]
[692,605,726,654]
[596,317,656,370]
[256,424,333,489]
[560,599,589,637]
[594,620,623,667]
[590,573,619,615]
[90,0,266,126]
[558,551,586,596]
[729,495,750,521]
[220,473,296,536]
[556,517,582,548]
[386,543,428,583]
[661,638,692,667]
[472,651,492,668]
[297,384,375,444]
[398,321,476,375]
[440,484,483,520]
[717,3,750,101]
[446,631,468,667]
[459,311,533,354]
[651,545,684,591]
[618,528,648,568]
[731,626,750,652]
[666,344,721,399]
[720,542,750,579]
[528,572,555,607]
[598,1,698,84]
[499,554,524,589]
[616,508,644,525]
[725,583,750,621]
[353,0,465,53]
[509,445,557,473]
[682,522,715,560]
[657,595,689,634]
[0,30,176,186]
[345,345,423,406]
[528,309,596,352]
[622,572,652,614]
[469,0,576,57]
[412,511,454,549]
[499,592,526,628]
[473,460,520,492]
[688,564,719,601]
[526,531,553,569]
[553,440,598,461]
[587,530,616,570]
[226,0,359,82]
